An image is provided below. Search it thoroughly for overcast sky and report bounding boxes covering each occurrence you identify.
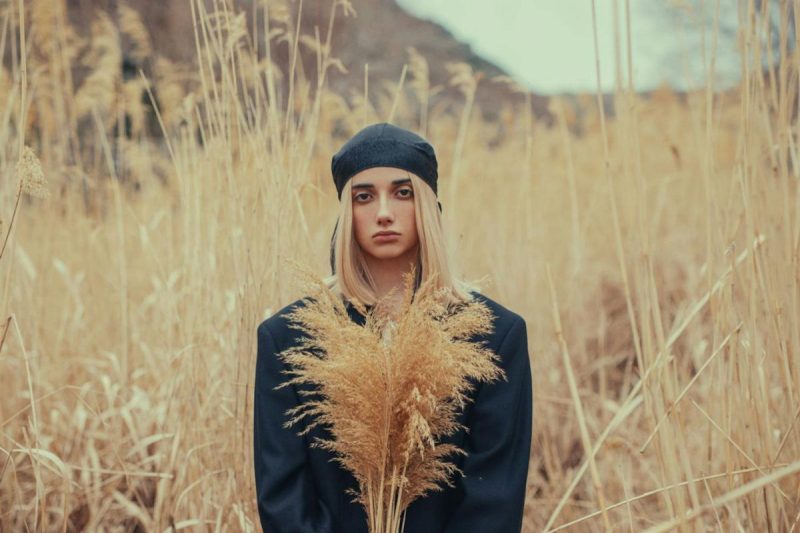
[396,0,741,94]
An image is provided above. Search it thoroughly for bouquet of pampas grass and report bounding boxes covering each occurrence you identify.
[275,263,505,533]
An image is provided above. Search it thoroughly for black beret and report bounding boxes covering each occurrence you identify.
[331,122,439,201]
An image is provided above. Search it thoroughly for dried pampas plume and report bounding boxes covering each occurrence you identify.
[276,260,504,533]
[18,146,48,199]
[118,2,152,62]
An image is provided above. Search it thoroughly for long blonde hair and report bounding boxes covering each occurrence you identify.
[323,172,479,306]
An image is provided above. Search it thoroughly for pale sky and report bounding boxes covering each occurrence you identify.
[396,0,741,94]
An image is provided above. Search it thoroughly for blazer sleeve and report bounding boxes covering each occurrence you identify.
[253,322,335,533]
[443,316,533,533]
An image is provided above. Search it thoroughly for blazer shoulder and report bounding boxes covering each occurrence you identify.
[257,296,313,347]
[468,290,524,325]
[467,290,525,345]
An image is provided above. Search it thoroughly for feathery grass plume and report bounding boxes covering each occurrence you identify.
[31,0,60,53]
[492,74,527,95]
[276,260,504,533]
[18,146,48,199]
[117,2,152,63]
[406,46,442,136]
[265,0,292,26]
[74,11,121,120]
[445,61,481,99]
[152,57,191,129]
[406,47,430,99]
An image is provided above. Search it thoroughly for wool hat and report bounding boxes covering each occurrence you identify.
[331,122,442,213]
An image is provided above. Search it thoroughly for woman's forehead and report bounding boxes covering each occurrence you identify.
[351,167,414,186]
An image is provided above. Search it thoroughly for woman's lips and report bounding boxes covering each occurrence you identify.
[373,233,400,243]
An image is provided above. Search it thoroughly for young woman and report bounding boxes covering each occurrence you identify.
[253,122,532,532]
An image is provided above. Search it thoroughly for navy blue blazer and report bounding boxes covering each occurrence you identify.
[253,291,533,533]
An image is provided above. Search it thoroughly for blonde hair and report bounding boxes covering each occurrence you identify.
[323,172,479,306]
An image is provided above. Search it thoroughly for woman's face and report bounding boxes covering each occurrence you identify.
[350,166,419,261]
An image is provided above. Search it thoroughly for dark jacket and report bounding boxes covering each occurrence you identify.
[253,291,533,533]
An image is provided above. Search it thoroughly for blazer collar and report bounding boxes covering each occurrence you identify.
[344,299,372,326]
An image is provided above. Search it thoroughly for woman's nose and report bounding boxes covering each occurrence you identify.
[376,193,394,223]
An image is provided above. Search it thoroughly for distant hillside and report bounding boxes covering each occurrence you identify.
[66,0,551,123]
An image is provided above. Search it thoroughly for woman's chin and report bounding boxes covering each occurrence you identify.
[365,245,412,260]
[369,250,404,260]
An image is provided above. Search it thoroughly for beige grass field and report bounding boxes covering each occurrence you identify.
[1,0,799,531]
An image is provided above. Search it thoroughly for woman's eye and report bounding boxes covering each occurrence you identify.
[397,188,413,198]
[354,193,370,202]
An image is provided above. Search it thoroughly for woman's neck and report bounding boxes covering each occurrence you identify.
[363,247,419,309]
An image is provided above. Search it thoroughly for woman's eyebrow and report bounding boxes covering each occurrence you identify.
[351,178,412,190]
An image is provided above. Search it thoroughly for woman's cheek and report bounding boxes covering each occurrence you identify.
[353,210,367,242]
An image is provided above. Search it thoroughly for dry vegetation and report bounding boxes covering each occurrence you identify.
[0,0,798,531]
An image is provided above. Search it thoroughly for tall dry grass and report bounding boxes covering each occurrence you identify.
[0,0,797,531]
